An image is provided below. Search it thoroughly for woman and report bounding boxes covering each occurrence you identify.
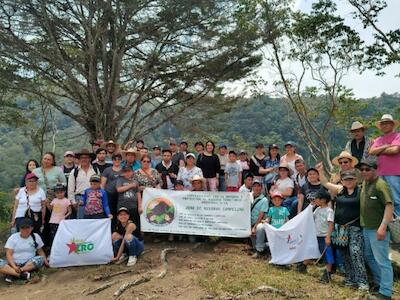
[0,218,49,283]
[326,170,369,291]
[11,173,46,233]
[280,141,303,175]
[19,160,40,188]
[196,140,220,191]
[249,143,266,182]
[259,144,280,191]
[177,153,204,190]
[270,164,296,218]
[135,155,162,191]
[101,153,123,218]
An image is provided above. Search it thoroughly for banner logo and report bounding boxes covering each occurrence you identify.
[67,239,95,254]
[146,197,175,225]
[286,233,304,250]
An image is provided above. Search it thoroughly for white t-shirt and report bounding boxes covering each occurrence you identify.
[15,188,46,218]
[275,178,294,194]
[239,185,251,193]
[225,161,242,187]
[313,206,334,237]
[5,232,44,264]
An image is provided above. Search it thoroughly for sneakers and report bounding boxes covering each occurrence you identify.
[296,263,307,273]
[320,270,331,283]
[127,256,137,267]
[115,253,128,265]
[4,275,14,283]
[19,272,31,281]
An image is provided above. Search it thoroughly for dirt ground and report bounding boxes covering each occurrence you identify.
[0,240,399,300]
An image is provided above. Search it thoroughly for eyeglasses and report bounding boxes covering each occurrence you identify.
[338,160,350,165]
[142,160,151,163]
[359,167,372,172]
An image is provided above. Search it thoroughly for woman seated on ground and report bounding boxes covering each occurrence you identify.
[112,207,144,267]
[0,218,48,283]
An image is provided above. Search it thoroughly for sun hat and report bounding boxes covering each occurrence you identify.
[64,151,75,157]
[101,140,119,149]
[278,163,293,176]
[350,121,365,131]
[75,148,95,160]
[375,114,400,130]
[332,151,359,168]
[190,175,204,182]
[121,148,141,160]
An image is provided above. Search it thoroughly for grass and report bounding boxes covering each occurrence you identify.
[197,250,400,299]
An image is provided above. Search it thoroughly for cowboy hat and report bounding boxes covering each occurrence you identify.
[375,114,400,130]
[121,148,141,160]
[190,174,204,182]
[75,148,95,160]
[278,162,293,176]
[350,121,365,131]
[332,151,359,168]
[101,140,120,149]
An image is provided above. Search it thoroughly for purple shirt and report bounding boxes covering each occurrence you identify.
[372,132,400,176]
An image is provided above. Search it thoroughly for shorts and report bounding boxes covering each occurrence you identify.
[317,236,334,265]
[0,256,44,269]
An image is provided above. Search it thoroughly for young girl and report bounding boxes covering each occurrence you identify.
[83,175,112,219]
[266,191,290,228]
[47,183,72,248]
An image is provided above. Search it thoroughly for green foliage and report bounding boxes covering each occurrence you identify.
[0,192,12,223]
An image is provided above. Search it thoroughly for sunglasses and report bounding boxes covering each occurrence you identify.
[359,167,372,172]
[142,160,151,163]
[338,160,350,165]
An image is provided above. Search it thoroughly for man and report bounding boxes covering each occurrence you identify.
[251,180,269,258]
[102,140,119,164]
[156,149,179,190]
[239,173,254,192]
[61,151,76,187]
[369,114,400,216]
[329,151,361,184]
[294,159,307,190]
[359,157,394,300]
[345,121,370,163]
[68,149,99,219]
[217,143,229,192]
[297,168,324,214]
[151,145,162,168]
[170,139,185,167]
[139,147,148,158]
[92,148,112,174]
[90,140,104,154]
[179,141,188,157]
[121,148,141,171]
[194,141,204,159]
[136,140,145,151]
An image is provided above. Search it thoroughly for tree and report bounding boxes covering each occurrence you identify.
[236,0,365,171]
[0,0,262,141]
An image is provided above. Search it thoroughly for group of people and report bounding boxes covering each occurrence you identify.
[0,113,399,300]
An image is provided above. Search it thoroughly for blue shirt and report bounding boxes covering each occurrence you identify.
[251,195,269,225]
[263,157,280,184]
[121,160,141,171]
[82,188,110,216]
[267,206,290,228]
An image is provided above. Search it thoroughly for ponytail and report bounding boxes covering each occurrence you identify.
[31,232,38,249]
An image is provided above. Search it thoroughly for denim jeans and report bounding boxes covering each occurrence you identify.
[218,175,226,192]
[251,223,268,252]
[75,195,85,219]
[363,228,393,297]
[382,175,400,216]
[113,236,144,257]
[282,196,297,219]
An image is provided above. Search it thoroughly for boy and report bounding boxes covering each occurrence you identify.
[314,189,335,283]
[225,151,242,192]
[83,175,112,219]
[47,183,72,248]
[251,180,269,258]
[174,180,184,191]
[112,207,144,267]
[266,191,290,228]
[239,173,253,192]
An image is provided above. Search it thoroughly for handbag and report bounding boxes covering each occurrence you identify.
[24,189,40,222]
[331,217,359,248]
[388,214,400,244]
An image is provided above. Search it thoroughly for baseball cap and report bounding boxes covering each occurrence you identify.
[306,167,319,175]
[53,183,66,192]
[64,151,75,157]
[358,156,378,169]
[271,191,283,199]
[174,180,184,186]
[19,218,34,228]
[26,173,39,181]
[219,143,227,149]
[186,153,196,159]
[253,179,262,186]
[340,170,357,180]
[270,144,279,149]
[153,145,161,150]
[90,174,101,182]
[117,207,130,215]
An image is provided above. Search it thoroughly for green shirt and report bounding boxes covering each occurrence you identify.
[360,177,392,229]
[267,206,290,229]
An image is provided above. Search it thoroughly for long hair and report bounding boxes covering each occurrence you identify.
[25,159,40,173]
[44,152,56,166]
[205,140,215,153]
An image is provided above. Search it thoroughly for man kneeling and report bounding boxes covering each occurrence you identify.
[0,218,49,283]
[112,207,144,267]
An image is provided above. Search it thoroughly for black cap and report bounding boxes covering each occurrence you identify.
[19,218,34,228]
[358,156,378,169]
[53,183,66,192]
[306,167,319,175]
[117,207,130,215]
[316,189,331,201]
[174,180,184,186]
[340,170,357,180]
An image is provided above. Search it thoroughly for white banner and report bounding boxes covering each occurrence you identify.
[49,219,113,268]
[141,188,251,238]
[264,205,320,265]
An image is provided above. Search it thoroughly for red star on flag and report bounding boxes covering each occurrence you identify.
[67,242,77,254]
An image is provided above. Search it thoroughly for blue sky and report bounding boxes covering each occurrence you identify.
[293,0,399,98]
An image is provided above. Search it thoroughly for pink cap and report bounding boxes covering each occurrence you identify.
[271,191,283,199]
[26,173,39,181]
[64,151,75,157]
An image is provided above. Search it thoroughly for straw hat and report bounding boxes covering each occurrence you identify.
[121,148,141,160]
[278,162,293,176]
[190,175,204,182]
[332,151,359,168]
[101,140,119,148]
[75,148,95,160]
[350,121,365,131]
[375,114,399,130]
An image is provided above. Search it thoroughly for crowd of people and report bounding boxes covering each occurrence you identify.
[0,114,399,300]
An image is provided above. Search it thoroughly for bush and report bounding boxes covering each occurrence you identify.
[0,191,13,224]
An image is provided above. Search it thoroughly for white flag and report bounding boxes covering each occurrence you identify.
[264,205,320,265]
[49,219,113,268]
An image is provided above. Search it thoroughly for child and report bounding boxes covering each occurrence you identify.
[47,183,72,248]
[225,151,242,192]
[314,189,335,283]
[266,191,290,228]
[83,174,112,219]
[239,173,253,192]
[174,180,184,191]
